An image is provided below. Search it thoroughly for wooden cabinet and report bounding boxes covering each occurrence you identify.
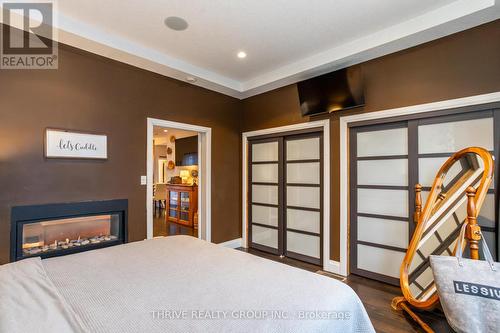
[165,184,198,227]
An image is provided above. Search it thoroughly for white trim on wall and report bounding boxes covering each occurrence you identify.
[339,92,500,277]
[241,120,334,273]
[146,118,212,242]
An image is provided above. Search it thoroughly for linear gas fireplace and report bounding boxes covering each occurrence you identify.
[10,199,128,261]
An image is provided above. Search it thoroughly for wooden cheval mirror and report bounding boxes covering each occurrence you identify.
[392,147,494,332]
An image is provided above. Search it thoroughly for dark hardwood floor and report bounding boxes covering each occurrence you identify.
[238,247,452,333]
[153,208,197,237]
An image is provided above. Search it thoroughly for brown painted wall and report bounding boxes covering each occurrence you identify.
[1,20,499,265]
[242,20,500,261]
[0,43,242,264]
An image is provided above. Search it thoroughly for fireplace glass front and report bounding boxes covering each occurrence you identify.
[22,214,120,257]
[11,199,128,261]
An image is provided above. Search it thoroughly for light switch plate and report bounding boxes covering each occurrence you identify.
[140,175,147,185]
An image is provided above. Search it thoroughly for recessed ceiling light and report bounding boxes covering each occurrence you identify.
[164,16,188,31]
[163,129,168,133]
[237,51,247,59]
[186,76,197,83]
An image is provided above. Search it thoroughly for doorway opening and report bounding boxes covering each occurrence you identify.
[146,118,211,242]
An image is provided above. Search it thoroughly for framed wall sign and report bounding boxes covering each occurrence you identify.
[45,128,108,159]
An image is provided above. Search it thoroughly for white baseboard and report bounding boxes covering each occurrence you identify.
[218,238,242,249]
[323,260,346,276]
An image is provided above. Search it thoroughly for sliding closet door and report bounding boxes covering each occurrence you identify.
[248,138,283,255]
[350,107,499,285]
[415,111,497,261]
[284,134,323,265]
[350,123,409,284]
[248,130,323,265]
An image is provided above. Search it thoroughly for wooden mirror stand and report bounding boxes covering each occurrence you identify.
[391,147,494,332]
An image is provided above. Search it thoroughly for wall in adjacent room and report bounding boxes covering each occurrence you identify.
[242,20,500,261]
[0,38,241,264]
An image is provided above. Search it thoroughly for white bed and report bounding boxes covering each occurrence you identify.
[0,236,374,333]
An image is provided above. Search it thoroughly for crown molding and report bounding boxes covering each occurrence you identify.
[1,0,498,99]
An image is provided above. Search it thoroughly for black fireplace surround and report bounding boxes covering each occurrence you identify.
[10,199,128,262]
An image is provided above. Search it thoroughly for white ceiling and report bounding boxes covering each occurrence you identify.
[3,0,499,98]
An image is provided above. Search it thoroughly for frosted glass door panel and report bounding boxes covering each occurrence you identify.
[287,186,320,209]
[287,163,320,184]
[357,244,405,278]
[287,209,320,233]
[482,231,497,261]
[286,138,320,161]
[252,225,278,249]
[286,231,320,258]
[357,216,409,248]
[357,188,408,217]
[283,133,323,264]
[418,118,493,154]
[418,157,462,187]
[252,205,278,227]
[252,142,278,162]
[250,132,324,265]
[351,113,498,285]
[357,128,407,157]
[478,193,495,228]
[252,164,278,183]
[357,159,408,186]
[252,185,278,205]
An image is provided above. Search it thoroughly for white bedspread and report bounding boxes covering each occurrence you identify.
[0,257,87,333]
[2,236,374,333]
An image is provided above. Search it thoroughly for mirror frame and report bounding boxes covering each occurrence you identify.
[399,147,494,310]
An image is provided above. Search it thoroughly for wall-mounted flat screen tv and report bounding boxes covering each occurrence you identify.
[297,67,364,116]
